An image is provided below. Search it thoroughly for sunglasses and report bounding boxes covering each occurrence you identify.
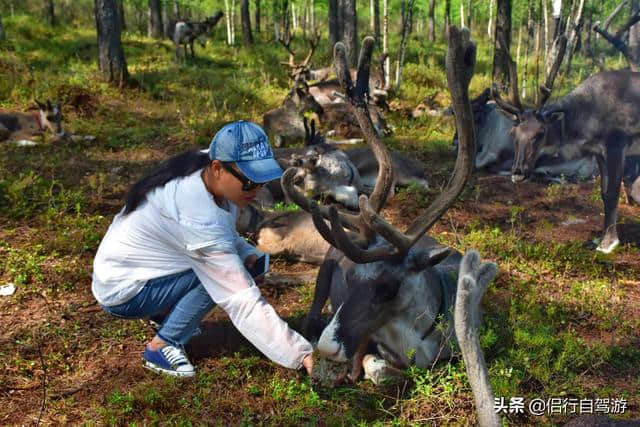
[220,162,263,191]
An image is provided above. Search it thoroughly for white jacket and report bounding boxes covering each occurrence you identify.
[92,170,312,369]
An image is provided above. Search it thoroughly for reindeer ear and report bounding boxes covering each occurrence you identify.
[46,100,52,109]
[35,100,46,110]
[495,106,520,124]
[408,246,453,272]
[542,109,564,124]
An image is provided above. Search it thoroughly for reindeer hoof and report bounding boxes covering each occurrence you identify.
[596,237,619,254]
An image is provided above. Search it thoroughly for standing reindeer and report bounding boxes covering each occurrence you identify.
[0,100,65,143]
[492,41,640,254]
[168,12,223,60]
[281,29,485,386]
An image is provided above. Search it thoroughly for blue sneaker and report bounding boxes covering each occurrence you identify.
[143,345,196,378]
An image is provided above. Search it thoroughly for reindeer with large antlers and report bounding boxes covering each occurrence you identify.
[281,29,496,391]
[492,34,640,253]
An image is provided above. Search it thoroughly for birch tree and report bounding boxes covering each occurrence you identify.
[488,0,494,37]
[383,0,390,88]
[564,0,585,74]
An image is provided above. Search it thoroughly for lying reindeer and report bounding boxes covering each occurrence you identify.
[282,31,483,384]
[281,118,428,209]
[0,100,65,143]
[168,11,223,60]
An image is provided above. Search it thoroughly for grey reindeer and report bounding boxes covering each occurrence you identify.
[281,29,480,384]
[168,12,223,60]
[494,65,640,253]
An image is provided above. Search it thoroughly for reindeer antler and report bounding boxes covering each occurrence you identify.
[283,29,476,264]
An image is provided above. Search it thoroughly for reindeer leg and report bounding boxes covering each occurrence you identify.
[303,254,339,342]
[596,138,626,254]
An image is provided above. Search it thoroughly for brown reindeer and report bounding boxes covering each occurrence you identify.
[0,100,65,143]
[281,29,486,390]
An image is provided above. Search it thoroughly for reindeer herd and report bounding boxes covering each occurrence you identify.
[2,18,639,424]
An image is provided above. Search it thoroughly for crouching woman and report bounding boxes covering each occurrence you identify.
[91,121,313,377]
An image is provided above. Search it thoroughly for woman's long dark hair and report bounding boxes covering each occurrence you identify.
[123,150,210,215]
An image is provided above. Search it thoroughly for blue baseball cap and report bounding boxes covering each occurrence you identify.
[208,120,283,183]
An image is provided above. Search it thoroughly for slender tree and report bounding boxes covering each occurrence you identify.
[564,0,585,74]
[95,0,129,86]
[148,0,163,38]
[493,0,512,86]
[444,0,451,35]
[255,0,261,33]
[241,0,253,43]
[374,0,380,42]
[383,0,390,87]
[428,0,436,41]
[329,0,340,45]
[343,0,358,67]
[488,0,494,37]
[0,14,5,41]
[631,0,640,61]
[46,0,56,26]
[396,0,416,88]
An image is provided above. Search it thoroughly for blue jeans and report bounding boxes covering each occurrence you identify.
[102,270,215,347]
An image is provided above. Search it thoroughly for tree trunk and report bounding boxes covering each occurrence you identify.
[370,0,374,31]
[255,0,261,33]
[444,0,450,36]
[383,0,390,88]
[337,0,345,42]
[493,0,512,86]
[631,0,640,61]
[46,0,56,26]
[241,0,253,44]
[581,4,592,57]
[329,0,340,45]
[551,0,562,41]
[162,2,169,37]
[117,0,126,32]
[343,0,358,67]
[225,0,232,44]
[231,0,237,45]
[564,0,585,74]
[148,0,163,38]
[95,0,129,86]
[428,0,436,41]
[396,0,415,88]
[173,0,180,17]
[374,0,380,42]
[0,14,5,41]
[488,0,494,37]
[467,0,472,30]
[460,0,464,27]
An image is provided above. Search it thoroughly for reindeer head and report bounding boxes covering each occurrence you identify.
[283,29,476,379]
[493,35,567,183]
[35,99,64,136]
[279,30,321,85]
